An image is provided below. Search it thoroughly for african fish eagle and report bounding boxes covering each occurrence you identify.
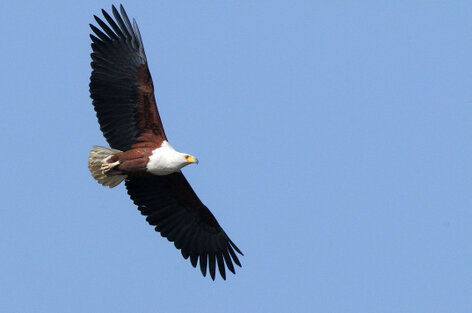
[87,5,242,280]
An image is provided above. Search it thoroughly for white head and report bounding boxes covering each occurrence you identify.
[147,141,198,175]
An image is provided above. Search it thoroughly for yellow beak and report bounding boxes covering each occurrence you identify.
[186,155,199,164]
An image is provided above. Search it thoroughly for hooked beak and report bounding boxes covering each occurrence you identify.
[186,155,199,164]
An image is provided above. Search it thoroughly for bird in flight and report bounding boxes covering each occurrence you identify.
[88,4,242,280]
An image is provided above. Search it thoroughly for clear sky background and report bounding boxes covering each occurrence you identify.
[1,1,471,312]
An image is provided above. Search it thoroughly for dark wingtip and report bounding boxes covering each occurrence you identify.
[199,253,208,277]
[190,254,198,268]
[93,15,102,24]
[181,250,189,260]
[229,239,243,255]
[227,245,242,267]
[209,252,216,280]
[216,254,226,280]
[223,249,235,274]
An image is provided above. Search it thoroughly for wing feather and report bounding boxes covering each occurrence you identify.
[89,5,165,151]
[126,174,243,280]
[112,6,132,40]
[94,15,119,40]
[227,244,242,267]
[199,253,208,277]
[208,252,216,280]
[222,249,235,274]
[216,253,226,280]
[101,9,125,38]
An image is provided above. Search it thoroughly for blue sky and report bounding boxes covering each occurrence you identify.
[1,1,471,312]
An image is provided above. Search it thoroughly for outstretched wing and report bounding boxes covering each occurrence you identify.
[89,5,166,151]
[125,173,243,280]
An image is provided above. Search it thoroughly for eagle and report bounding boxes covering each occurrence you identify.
[87,5,242,280]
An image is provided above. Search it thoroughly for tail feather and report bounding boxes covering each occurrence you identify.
[88,146,127,188]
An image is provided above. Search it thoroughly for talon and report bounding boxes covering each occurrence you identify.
[101,161,120,174]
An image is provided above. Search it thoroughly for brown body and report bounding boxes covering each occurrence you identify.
[109,131,160,175]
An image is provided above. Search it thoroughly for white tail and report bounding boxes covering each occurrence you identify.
[88,146,127,188]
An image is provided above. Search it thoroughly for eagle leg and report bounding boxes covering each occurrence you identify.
[101,161,120,174]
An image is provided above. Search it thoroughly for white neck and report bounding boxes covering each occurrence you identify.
[146,141,189,175]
